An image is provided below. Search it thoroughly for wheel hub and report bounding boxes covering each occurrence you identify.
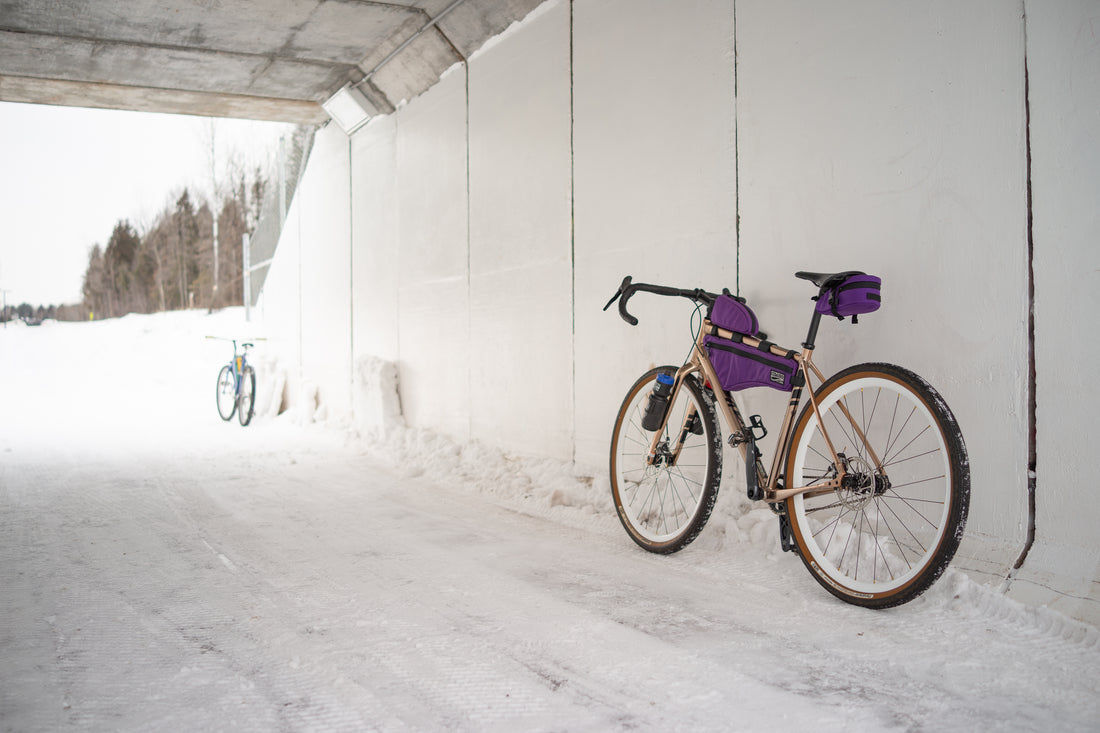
[649,439,674,467]
[836,455,888,510]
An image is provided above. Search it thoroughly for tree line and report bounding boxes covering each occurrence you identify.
[0,302,85,324]
[2,171,266,324]
[82,173,266,320]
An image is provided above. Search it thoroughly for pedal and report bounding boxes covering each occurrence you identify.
[745,434,764,501]
[778,512,795,553]
[727,415,767,447]
[738,416,767,501]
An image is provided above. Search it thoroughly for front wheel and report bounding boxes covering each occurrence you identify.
[237,366,256,426]
[609,367,722,554]
[785,363,969,608]
[216,364,237,421]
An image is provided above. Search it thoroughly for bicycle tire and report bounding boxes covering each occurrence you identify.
[610,367,722,554]
[237,366,256,426]
[216,364,237,421]
[785,363,969,608]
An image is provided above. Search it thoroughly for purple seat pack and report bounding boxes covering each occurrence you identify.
[815,274,882,319]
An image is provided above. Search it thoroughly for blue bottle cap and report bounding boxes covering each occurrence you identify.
[656,373,674,385]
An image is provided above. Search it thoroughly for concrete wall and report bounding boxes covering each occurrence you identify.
[1013,0,1100,622]
[468,5,573,458]
[736,0,1031,583]
[394,69,472,442]
[258,123,352,421]
[573,0,738,468]
[258,0,1100,625]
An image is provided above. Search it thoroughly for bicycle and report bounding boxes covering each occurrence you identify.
[603,270,970,608]
[208,337,259,426]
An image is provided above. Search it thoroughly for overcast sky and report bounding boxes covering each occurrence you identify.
[0,102,295,307]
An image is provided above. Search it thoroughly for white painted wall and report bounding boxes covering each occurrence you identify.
[394,69,471,443]
[258,0,1100,625]
[257,124,352,421]
[468,0,573,459]
[351,115,399,364]
[297,125,352,422]
[735,0,1031,578]
[573,0,738,468]
[1010,0,1100,621]
[255,187,302,412]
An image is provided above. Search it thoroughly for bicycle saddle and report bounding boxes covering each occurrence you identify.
[795,270,866,289]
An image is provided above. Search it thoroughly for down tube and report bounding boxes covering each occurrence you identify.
[689,344,769,489]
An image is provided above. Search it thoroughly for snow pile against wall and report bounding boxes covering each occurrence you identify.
[353,356,404,435]
[256,0,1100,626]
[336,350,822,562]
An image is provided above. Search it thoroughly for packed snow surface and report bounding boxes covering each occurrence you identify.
[1,309,1097,732]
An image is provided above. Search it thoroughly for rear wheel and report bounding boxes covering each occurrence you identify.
[610,367,722,554]
[216,364,236,421]
[785,363,969,608]
[237,366,256,426]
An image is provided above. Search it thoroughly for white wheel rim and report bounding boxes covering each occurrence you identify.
[614,382,711,544]
[791,376,952,595]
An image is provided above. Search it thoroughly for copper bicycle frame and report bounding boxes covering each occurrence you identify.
[644,318,887,503]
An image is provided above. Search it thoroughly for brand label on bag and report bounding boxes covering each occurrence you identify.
[770,370,786,385]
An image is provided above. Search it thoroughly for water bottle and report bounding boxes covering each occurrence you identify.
[641,373,675,431]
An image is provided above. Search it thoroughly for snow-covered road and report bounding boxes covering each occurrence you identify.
[1,311,1097,732]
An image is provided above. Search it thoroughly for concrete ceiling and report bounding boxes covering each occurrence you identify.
[0,0,544,124]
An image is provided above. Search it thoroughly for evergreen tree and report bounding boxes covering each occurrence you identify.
[104,220,143,316]
[82,245,108,318]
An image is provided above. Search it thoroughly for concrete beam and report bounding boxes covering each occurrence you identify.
[0,0,548,123]
[0,75,328,124]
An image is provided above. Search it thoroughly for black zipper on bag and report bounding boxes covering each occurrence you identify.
[706,339,795,375]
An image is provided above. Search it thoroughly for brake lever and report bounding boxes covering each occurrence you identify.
[603,275,632,311]
[602,289,623,311]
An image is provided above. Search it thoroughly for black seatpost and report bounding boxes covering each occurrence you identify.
[803,311,823,350]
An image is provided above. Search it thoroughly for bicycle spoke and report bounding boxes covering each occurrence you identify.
[877,494,944,506]
[828,404,859,455]
[878,496,930,555]
[808,442,833,468]
[874,498,913,572]
[882,487,941,531]
[883,446,941,469]
[886,474,948,493]
[884,424,932,468]
[667,472,695,527]
[883,404,918,466]
[811,505,848,541]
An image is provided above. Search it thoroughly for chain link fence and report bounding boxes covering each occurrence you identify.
[245,124,316,309]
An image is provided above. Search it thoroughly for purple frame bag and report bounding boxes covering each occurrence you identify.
[704,336,799,392]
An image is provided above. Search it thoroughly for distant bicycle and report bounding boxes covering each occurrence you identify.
[207,337,260,426]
